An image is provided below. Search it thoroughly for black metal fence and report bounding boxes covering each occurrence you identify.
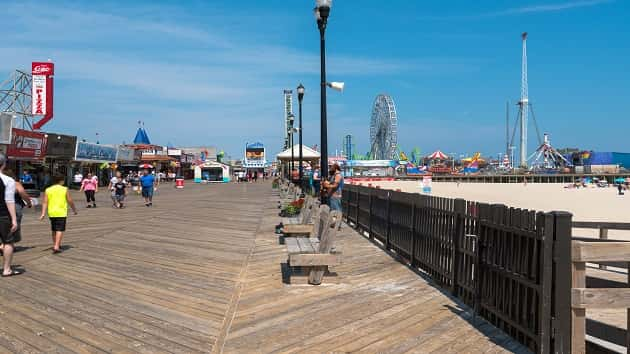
[342,184,573,353]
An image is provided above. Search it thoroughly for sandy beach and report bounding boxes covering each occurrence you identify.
[355,180,630,239]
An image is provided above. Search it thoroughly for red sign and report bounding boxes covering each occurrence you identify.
[7,128,47,160]
[32,62,54,75]
[31,62,54,130]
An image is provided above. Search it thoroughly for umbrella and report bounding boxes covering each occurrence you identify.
[139,163,154,169]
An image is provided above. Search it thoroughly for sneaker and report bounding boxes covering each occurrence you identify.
[149,202,153,206]
[92,204,97,208]
[87,205,92,208]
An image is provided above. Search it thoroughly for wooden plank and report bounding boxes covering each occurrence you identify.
[572,288,630,309]
[282,224,314,235]
[285,238,301,255]
[296,237,316,254]
[572,241,630,262]
[572,221,630,230]
[572,261,587,354]
[288,253,342,266]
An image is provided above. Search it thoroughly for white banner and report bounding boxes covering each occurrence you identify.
[32,75,47,115]
[0,113,13,145]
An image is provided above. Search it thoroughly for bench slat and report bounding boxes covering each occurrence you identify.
[285,238,301,255]
[289,253,342,267]
[282,224,314,235]
[297,237,317,253]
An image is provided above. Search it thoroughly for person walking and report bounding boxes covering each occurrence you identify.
[108,171,122,208]
[140,169,156,207]
[21,170,33,184]
[312,168,321,196]
[0,154,21,277]
[2,170,32,254]
[323,163,344,212]
[113,177,128,208]
[40,175,77,254]
[79,172,98,208]
[73,171,83,189]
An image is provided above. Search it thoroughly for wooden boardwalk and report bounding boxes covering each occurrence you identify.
[0,182,527,353]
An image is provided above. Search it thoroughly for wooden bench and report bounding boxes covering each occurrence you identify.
[285,208,342,285]
[282,195,317,226]
[282,197,320,231]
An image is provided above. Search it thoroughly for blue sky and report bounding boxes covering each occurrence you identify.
[1,0,628,160]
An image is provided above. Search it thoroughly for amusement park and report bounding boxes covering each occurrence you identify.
[3,1,630,353]
[277,32,630,188]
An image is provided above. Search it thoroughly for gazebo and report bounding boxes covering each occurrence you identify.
[276,145,320,177]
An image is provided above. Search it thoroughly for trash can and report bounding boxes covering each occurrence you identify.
[175,177,184,189]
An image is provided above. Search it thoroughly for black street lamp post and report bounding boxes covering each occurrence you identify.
[315,0,331,203]
[289,113,295,181]
[297,84,305,190]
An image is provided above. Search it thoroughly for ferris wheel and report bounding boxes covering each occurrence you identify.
[369,94,398,160]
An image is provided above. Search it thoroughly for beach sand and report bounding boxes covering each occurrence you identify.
[355,180,630,239]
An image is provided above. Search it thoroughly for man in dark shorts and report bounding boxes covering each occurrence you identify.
[0,153,21,277]
[114,177,128,208]
[140,169,155,207]
[40,175,78,254]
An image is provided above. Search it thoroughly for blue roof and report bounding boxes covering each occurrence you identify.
[246,142,264,149]
[133,128,151,145]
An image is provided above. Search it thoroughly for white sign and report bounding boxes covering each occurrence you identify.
[31,75,47,115]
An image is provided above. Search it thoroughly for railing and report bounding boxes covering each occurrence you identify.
[343,184,630,353]
[342,185,570,353]
[571,241,630,353]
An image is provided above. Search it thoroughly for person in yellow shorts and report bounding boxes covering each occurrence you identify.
[40,175,77,254]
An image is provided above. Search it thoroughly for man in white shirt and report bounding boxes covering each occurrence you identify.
[0,153,20,277]
[73,171,83,189]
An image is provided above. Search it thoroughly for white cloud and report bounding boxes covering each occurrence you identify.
[420,0,615,20]
[489,0,614,16]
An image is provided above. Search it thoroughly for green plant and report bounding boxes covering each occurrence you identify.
[284,205,300,216]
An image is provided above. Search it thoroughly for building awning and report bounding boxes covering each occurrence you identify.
[141,155,175,162]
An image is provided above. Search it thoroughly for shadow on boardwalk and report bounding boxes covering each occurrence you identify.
[0,182,528,353]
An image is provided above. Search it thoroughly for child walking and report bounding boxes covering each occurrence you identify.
[40,175,77,254]
[113,178,127,208]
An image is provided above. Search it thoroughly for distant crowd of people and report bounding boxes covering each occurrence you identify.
[0,152,160,277]
[235,170,268,183]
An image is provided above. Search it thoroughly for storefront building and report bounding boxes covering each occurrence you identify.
[45,132,77,185]
[116,145,139,174]
[74,141,117,186]
[194,161,230,183]
[6,128,48,189]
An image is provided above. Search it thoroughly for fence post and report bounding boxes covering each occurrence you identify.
[452,198,466,296]
[355,187,360,228]
[368,190,373,240]
[538,212,554,354]
[552,211,573,354]
[599,227,608,270]
[410,197,417,267]
[386,191,391,250]
[473,203,489,316]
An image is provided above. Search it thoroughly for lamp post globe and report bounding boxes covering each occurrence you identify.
[297,83,305,192]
